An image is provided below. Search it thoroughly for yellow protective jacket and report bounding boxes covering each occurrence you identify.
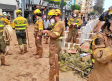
[67,17,81,28]
[0,16,9,35]
[12,16,28,30]
[88,28,112,81]
[34,17,43,36]
[47,19,64,40]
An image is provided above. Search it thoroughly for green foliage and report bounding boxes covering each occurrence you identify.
[63,2,67,6]
[46,0,67,6]
[54,2,61,6]
[90,11,95,15]
[71,4,81,11]
[94,0,104,14]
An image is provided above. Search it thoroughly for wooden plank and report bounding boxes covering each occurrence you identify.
[55,54,59,81]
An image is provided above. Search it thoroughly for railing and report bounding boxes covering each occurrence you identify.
[62,18,99,50]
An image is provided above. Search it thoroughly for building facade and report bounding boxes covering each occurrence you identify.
[76,0,93,14]
[0,0,18,20]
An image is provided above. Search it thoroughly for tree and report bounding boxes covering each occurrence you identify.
[90,11,95,15]
[93,0,105,14]
[46,0,67,7]
[71,4,81,11]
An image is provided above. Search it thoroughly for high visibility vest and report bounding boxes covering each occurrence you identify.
[0,17,5,35]
[90,49,95,63]
[14,20,27,30]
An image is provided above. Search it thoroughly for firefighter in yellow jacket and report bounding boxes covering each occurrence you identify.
[2,12,12,55]
[12,10,28,54]
[88,9,112,81]
[0,14,9,66]
[43,9,64,81]
[67,10,81,43]
[33,9,43,58]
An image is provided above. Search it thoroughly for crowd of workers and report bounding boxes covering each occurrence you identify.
[0,5,112,81]
[0,8,81,81]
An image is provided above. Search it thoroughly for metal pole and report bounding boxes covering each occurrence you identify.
[61,0,64,19]
[22,0,25,17]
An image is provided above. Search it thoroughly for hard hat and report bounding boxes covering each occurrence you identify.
[2,12,7,16]
[73,10,79,14]
[34,9,41,15]
[16,10,22,15]
[48,9,55,16]
[48,9,55,19]
[55,9,62,16]
[108,10,112,15]
[109,6,112,11]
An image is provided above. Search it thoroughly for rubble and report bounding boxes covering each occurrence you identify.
[59,42,93,78]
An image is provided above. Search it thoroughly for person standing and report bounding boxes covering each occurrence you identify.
[2,12,12,55]
[43,16,50,44]
[64,15,68,30]
[67,10,81,43]
[88,9,112,81]
[43,9,64,81]
[33,9,43,58]
[0,14,10,66]
[12,10,28,54]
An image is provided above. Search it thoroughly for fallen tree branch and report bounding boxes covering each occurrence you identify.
[65,64,89,75]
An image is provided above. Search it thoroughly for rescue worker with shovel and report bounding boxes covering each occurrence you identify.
[67,10,81,43]
[33,9,43,58]
[12,10,28,54]
[43,9,64,81]
[88,9,112,81]
[0,14,9,66]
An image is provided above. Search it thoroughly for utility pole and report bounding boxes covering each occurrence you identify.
[22,0,25,17]
[29,0,30,17]
[61,0,64,19]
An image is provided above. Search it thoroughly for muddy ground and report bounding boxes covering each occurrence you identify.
[0,23,87,81]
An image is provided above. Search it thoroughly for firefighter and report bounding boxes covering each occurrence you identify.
[43,9,64,81]
[67,10,81,43]
[0,14,10,66]
[99,6,112,32]
[33,9,43,58]
[88,9,112,81]
[12,10,28,54]
[2,12,12,55]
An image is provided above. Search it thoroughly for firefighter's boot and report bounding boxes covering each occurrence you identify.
[49,68,56,81]
[39,47,43,58]
[19,47,24,54]
[35,46,43,59]
[24,45,28,53]
[45,37,48,44]
[1,55,9,66]
[6,46,12,55]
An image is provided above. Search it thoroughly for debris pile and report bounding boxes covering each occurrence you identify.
[59,50,93,78]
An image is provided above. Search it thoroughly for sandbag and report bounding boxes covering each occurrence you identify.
[80,42,91,52]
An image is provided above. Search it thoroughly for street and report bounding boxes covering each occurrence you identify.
[0,23,86,81]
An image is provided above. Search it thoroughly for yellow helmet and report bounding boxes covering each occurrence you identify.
[73,10,79,14]
[109,10,112,15]
[48,9,55,16]
[34,9,41,15]
[2,12,7,16]
[0,14,2,16]
[55,9,62,16]
[48,9,55,19]
[16,10,22,15]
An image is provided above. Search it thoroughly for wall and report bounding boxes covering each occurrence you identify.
[0,0,17,6]
[0,9,2,14]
